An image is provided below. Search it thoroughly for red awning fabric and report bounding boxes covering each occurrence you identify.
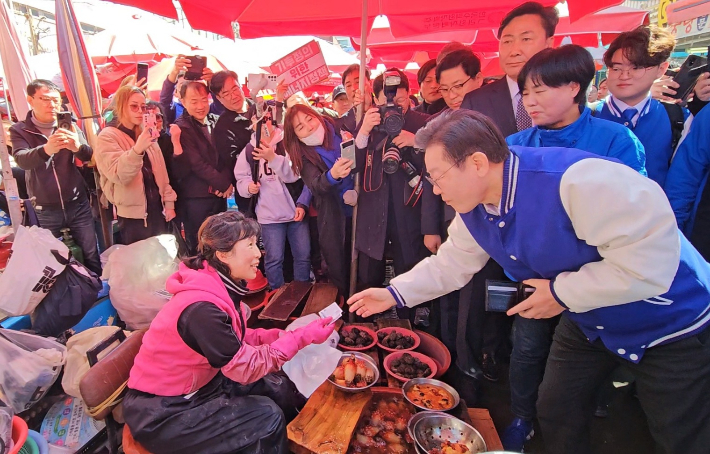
[102,0,623,39]
[353,6,647,62]
[667,0,710,25]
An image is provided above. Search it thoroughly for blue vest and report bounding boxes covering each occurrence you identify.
[594,99,674,186]
[460,146,710,363]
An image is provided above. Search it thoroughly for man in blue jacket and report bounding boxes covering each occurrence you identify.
[349,109,710,454]
[666,103,710,260]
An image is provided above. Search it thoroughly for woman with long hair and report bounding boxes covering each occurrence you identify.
[283,103,356,296]
[95,86,177,244]
[123,211,334,454]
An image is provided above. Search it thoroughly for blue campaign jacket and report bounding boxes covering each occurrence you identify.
[665,103,710,234]
[460,147,710,363]
[507,107,647,175]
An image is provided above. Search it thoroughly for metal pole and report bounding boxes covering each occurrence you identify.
[0,127,23,233]
[349,0,368,304]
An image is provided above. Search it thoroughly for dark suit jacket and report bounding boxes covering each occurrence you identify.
[460,77,518,137]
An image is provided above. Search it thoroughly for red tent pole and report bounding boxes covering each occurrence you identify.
[349,0,368,305]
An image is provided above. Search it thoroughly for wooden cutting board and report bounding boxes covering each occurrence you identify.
[301,283,340,317]
[288,382,373,454]
[258,281,313,321]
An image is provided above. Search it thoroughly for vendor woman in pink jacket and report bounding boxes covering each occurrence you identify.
[122,211,334,454]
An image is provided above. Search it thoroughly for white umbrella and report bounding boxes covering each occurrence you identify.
[0,0,36,230]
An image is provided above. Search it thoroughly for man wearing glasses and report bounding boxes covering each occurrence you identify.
[349,109,710,454]
[594,25,688,187]
[210,70,256,213]
[9,79,101,274]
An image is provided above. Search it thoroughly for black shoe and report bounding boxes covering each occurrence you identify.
[481,353,500,382]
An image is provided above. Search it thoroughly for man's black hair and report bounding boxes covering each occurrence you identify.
[342,64,371,85]
[180,81,209,100]
[435,49,481,83]
[209,70,239,96]
[498,2,559,39]
[27,79,60,97]
[416,109,510,165]
[517,45,595,105]
[373,68,410,99]
[417,59,438,85]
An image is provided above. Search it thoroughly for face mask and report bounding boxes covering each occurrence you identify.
[300,123,325,146]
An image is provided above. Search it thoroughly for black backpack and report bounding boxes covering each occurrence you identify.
[661,102,686,151]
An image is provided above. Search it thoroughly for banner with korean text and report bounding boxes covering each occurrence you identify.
[270,40,330,98]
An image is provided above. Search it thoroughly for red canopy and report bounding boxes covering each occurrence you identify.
[354,6,648,62]
[666,0,710,25]
[106,0,623,39]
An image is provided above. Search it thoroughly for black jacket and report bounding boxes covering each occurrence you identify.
[354,108,431,265]
[299,127,350,296]
[460,77,518,137]
[413,98,447,116]
[9,111,93,208]
[174,111,232,199]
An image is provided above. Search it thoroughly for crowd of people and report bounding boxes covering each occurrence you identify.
[4,1,710,452]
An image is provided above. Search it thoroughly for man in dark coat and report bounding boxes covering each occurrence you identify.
[353,68,431,295]
[173,82,233,253]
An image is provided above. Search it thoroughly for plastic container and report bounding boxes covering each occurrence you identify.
[383,351,438,383]
[337,325,377,351]
[376,327,421,352]
[414,329,452,378]
[9,416,28,454]
[17,435,39,454]
[27,430,49,454]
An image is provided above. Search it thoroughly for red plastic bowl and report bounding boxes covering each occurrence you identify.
[376,327,421,352]
[414,329,452,378]
[338,325,377,351]
[383,351,438,383]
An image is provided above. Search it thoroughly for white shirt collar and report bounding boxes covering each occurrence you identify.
[506,76,519,99]
[607,93,652,127]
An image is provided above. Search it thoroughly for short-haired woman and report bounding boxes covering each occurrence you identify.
[123,211,334,454]
[95,86,177,244]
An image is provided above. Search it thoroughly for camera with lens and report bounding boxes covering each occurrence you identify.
[376,70,405,138]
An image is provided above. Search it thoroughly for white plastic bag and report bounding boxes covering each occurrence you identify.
[0,329,67,412]
[281,314,341,398]
[0,226,70,316]
[102,235,179,329]
[61,326,125,398]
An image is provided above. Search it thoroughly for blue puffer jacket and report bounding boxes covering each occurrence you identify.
[665,103,710,234]
[507,106,647,176]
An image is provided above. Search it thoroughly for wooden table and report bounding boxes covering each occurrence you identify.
[468,408,504,451]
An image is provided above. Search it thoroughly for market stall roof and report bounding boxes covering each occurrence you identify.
[103,0,624,39]
[667,0,710,25]
[353,6,649,62]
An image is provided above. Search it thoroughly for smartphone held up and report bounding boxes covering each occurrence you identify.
[143,111,160,142]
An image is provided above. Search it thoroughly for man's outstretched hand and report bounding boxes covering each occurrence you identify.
[348,288,397,318]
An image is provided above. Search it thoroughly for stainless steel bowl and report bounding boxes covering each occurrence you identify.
[402,378,461,412]
[327,352,379,393]
[407,411,453,442]
[413,414,487,454]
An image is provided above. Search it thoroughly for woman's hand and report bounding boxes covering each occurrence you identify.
[253,139,276,162]
[164,208,176,222]
[294,207,306,222]
[134,127,153,154]
[248,182,261,195]
[276,79,289,103]
[651,75,680,103]
[330,158,353,179]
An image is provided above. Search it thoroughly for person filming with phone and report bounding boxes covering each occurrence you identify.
[95,86,177,245]
[9,79,101,274]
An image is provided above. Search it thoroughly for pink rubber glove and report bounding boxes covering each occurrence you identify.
[268,317,335,360]
[294,317,335,349]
